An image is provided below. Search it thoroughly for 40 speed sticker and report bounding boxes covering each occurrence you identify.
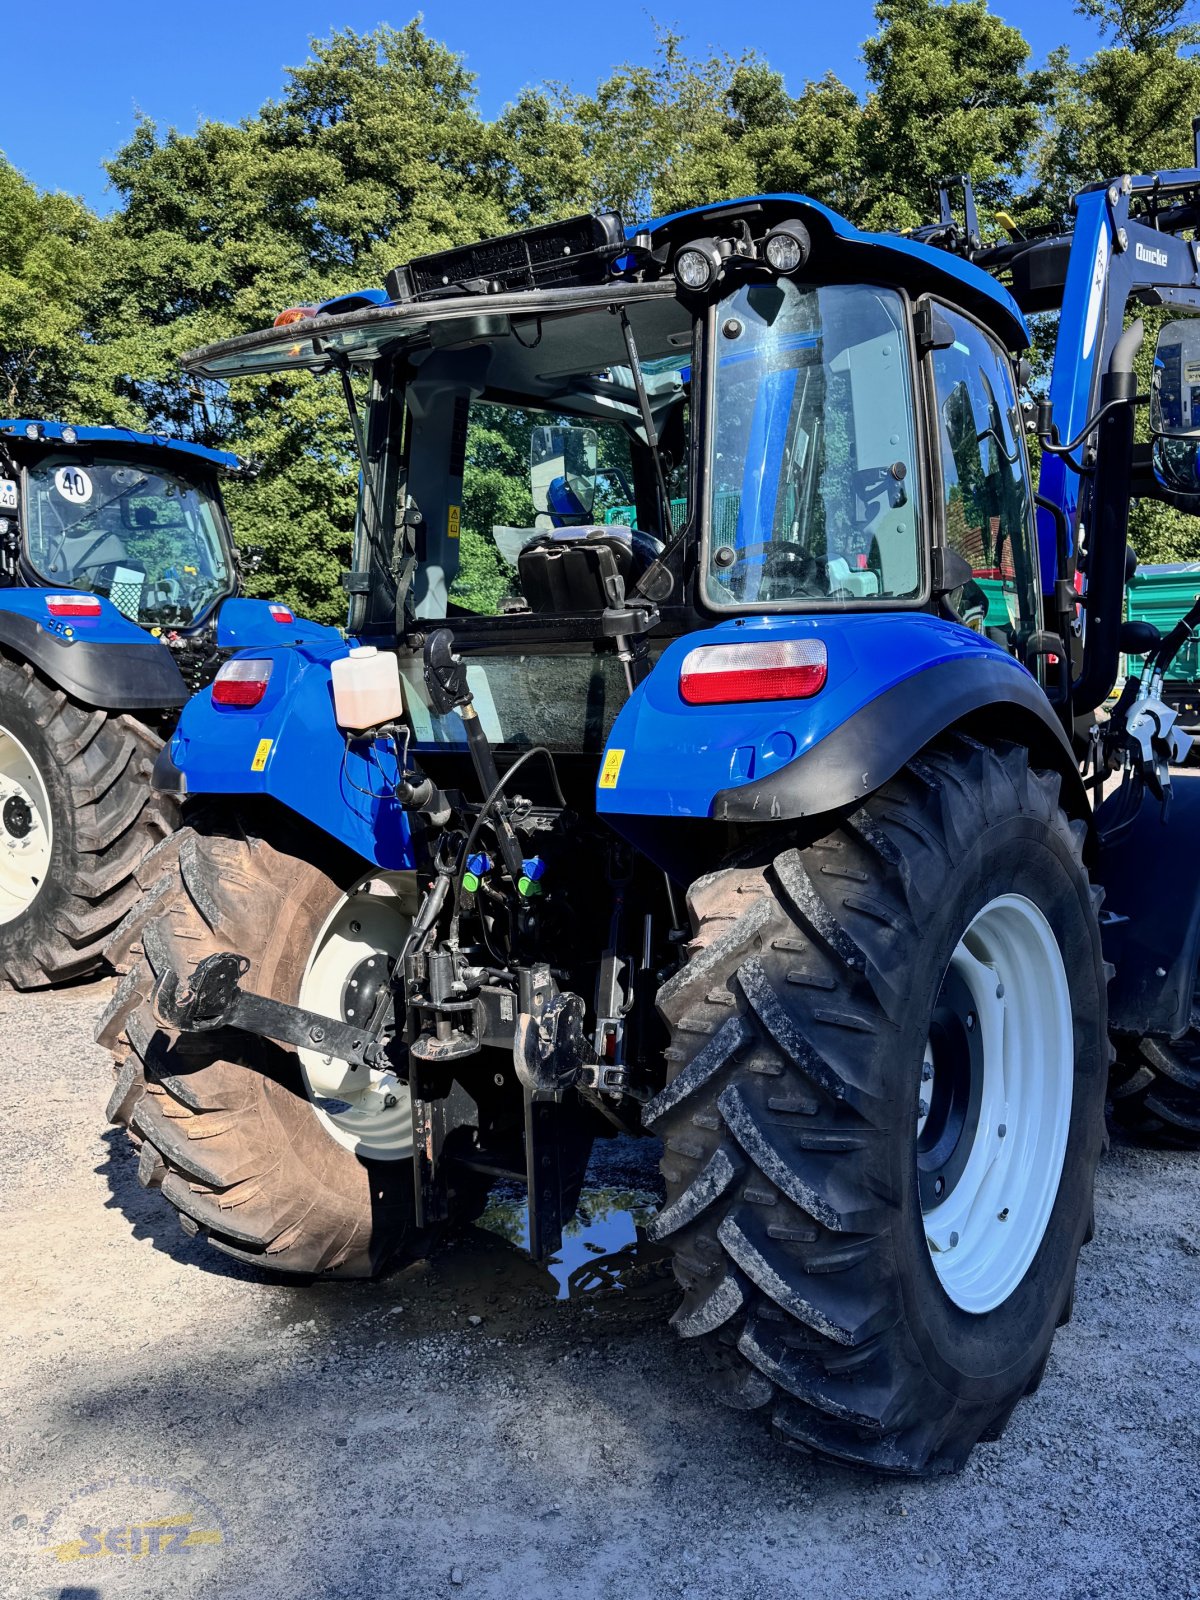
[34,1470,232,1565]
[54,465,93,504]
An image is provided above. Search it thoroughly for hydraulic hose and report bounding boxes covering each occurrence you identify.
[1153,593,1200,676]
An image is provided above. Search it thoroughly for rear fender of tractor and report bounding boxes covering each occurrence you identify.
[0,589,186,711]
[214,596,343,650]
[598,613,1087,861]
[157,640,418,871]
[1095,768,1200,1043]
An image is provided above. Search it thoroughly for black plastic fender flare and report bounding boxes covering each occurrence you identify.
[711,657,1087,827]
[1095,769,1200,1042]
[0,609,187,711]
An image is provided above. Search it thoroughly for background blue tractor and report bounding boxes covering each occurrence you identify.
[98,181,1200,1475]
[0,420,337,986]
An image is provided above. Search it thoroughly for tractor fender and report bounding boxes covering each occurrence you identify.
[597,612,1085,825]
[1094,770,1200,1041]
[214,596,342,649]
[159,639,417,871]
[0,590,186,710]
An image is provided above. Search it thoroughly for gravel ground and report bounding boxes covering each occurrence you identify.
[2,975,1199,1600]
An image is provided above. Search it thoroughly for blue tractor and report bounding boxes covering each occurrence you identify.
[98,180,1200,1473]
[0,421,337,986]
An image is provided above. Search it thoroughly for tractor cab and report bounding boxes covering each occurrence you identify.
[0,422,239,631]
[0,419,340,989]
[184,196,1043,769]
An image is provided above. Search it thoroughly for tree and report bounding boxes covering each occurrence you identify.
[858,0,1048,232]
[727,65,866,220]
[495,28,759,222]
[0,156,97,417]
[82,22,515,622]
[1038,0,1200,211]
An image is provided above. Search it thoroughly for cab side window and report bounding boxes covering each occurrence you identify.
[930,307,1040,655]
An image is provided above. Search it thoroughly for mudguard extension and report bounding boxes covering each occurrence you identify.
[597,614,1083,823]
[161,640,417,871]
[1096,770,1200,1042]
[0,590,186,710]
[214,597,342,650]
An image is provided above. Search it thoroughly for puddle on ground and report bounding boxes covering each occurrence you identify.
[257,1135,671,1338]
[476,1181,661,1300]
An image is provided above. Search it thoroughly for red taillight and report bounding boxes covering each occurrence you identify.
[679,639,827,705]
[268,603,294,624]
[212,658,273,708]
[45,593,102,618]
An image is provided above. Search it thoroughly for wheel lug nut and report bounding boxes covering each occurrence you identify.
[997,1123,1006,1138]
[948,1231,959,1248]
[921,1063,933,1082]
[966,1013,975,1031]
[918,1099,929,1118]
[934,1176,945,1197]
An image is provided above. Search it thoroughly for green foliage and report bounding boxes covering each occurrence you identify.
[1037,0,1200,213]
[859,0,1048,231]
[452,408,532,615]
[5,2,1200,602]
[0,157,96,416]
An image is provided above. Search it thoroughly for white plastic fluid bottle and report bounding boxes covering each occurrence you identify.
[331,646,404,731]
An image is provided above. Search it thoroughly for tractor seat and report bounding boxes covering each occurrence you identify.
[518,525,664,613]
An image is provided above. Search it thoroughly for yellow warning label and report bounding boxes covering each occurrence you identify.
[447,504,461,539]
[599,748,625,789]
[251,738,273,773]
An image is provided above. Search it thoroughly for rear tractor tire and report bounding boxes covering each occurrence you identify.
[1110,1004,1200,1146]
[98,816,425,1277]
[648,736,1108,1475]
[0,656,176,988]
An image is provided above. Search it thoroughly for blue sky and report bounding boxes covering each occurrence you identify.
[5,1,1104,211]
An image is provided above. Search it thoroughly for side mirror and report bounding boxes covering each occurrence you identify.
[1150,317,1200,437]
[530,425,598,522]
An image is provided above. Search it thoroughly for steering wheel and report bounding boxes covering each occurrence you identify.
[717,541,827,598]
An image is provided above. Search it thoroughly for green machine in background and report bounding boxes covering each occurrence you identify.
[1127,562,1200,729]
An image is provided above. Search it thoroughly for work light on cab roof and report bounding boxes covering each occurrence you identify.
[273,305,318,328]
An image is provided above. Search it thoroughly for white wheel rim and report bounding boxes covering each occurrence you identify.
[298,873,416,1162]
[0,725,53,925]
[919,893,1074,1314]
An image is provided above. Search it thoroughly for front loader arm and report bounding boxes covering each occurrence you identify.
[1030,179,1200,715]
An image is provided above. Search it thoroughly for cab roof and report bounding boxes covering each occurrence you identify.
[312,194,1029,350]
[0,420,238,471]
[182,192,1030,382]
[637,195,1029,350]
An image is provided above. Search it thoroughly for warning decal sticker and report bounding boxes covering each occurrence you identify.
[598,748,624,789]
